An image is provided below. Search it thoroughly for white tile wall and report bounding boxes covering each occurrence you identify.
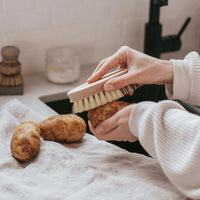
[4,0,35,14]
[0,13,20,33]
[20,11,51,31]
[0,0,199,74]
[0,0,3,12]
[36,0,75,8]
[122,18,146,51]
[0,36,4,49]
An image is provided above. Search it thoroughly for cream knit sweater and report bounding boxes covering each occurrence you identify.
[129,52,200,199]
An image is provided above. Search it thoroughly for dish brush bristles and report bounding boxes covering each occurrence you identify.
[72,85,138,113]
[99,91,107,104]
[68,68,142,113]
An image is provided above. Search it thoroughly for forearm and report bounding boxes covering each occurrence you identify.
[153,58,173,85]
[129,100,200,199]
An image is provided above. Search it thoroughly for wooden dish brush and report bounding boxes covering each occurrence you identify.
[67,68,142,113]
[0,46,23,87]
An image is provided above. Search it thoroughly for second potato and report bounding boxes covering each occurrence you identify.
[40,114,86,143]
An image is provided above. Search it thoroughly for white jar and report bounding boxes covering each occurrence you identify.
[45,47,80,84]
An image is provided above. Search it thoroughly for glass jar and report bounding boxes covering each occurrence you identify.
[45,47,80,84]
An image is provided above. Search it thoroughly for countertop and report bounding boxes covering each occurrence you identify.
[0,65,94,119]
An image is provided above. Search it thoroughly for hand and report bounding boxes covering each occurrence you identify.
[88,104,138,142]
[87,46,173,92]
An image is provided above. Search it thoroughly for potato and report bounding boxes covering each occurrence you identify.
[88,101,130,127]
[10,121,41,162]
[39,114,86,143]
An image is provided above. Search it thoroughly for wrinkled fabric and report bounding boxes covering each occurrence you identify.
[0,99,185,200]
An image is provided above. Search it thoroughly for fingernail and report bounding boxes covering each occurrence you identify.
[104,84,114,91]
[96,126,104,134]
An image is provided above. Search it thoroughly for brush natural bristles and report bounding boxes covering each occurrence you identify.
[68,68,142,113]
[72,85,141,113]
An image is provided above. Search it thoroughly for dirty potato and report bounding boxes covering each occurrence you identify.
[88,101,130,127]
[11,121,41,162]
[39,114,86,143]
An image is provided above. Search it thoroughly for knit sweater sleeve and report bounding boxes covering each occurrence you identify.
[129,100,200,199]
[166,51,200,105]
[128,52,200,199]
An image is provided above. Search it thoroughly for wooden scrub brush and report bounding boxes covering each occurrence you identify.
[0,46,23,87]
[0,46,23,95]
[67,68,142,113]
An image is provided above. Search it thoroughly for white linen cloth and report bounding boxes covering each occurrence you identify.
[0,99,186,200]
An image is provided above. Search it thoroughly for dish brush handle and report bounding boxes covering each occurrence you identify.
[68,68,141,102]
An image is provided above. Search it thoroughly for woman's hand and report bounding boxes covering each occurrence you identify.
[87,46,173,92]
[88,105,137,142]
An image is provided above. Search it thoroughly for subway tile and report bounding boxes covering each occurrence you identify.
[52,7,79,27]
[83,0,96,6]
[131,0,149,19]
[0,0,3,12]
[0,35,5,50]
[78,45,96,66]
[94,21,125,62]
[0,14,20,33]
[95,1,111,23]
[110,0,148,21]
[76,2,97,24]
[19,11,51,31]
[110,2,134,20]
[52,1,108,27]
[36,0,82,9]
[95,21,123,44]
[122,18,145,40]
[0,10,51,33]
[122,37,143,52]
[181,29,200,51]
[4,0,35,14]
[67,0,111,25]
[161,0,200,22]
[188,14,200,30]
[93,43,123,65]
[6,25,94,54]
[20,51,45,74]
[161,16,191,38]
[188,0,200,14]
[121,19,145,52]
[121,36,144,53]
[6,24,96,73]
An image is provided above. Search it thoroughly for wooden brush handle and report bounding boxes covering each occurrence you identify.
[0,46,21,76]
[68,68,130,102]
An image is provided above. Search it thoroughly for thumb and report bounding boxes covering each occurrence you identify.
[104,73,136,91]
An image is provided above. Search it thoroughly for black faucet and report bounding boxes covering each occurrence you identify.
[144,0,191,58]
